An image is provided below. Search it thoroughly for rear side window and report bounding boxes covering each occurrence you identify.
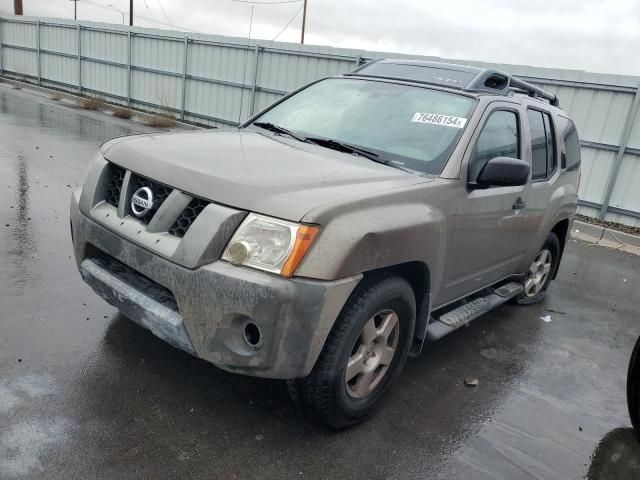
[557,116,581,170]
[543,114,556,175]
[527,109,557,180]
[469,110,519,183]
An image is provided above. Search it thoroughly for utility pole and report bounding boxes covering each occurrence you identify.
[14,0,23,15]
[300,0,307,44]
[129,0,134,26]
[70,0,78,20]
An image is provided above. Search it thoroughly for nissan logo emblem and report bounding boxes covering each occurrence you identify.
[131,186,154,217]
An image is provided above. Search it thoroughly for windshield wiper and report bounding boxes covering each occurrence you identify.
[252,127,412,173]
[252,122,308,143]
[306,137,379,160]
[305,137,411,172]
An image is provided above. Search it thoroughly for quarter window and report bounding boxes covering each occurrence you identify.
[469,110,519,183]
[527,109,557,180]
[557,116,581,170]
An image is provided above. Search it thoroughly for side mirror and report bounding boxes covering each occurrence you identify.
[476,157,530,187]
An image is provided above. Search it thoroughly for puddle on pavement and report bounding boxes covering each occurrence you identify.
[0,87,147,144]
[0,86,150,297]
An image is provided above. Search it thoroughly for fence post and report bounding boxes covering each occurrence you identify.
[181,35,188,121]
[36,20,41,85]
[0,17,3,77]
[355,55,361,68]
[127,30,132,106]
[598,83,640,220]
[76,24,82,94]
[249,44,260,116]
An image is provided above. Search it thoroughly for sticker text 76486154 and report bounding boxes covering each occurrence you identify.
[411,112,468,128]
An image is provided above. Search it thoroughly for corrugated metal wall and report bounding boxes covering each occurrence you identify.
[1,14,639,227]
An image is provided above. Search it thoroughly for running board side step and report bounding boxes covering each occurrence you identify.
[426,282,523,341]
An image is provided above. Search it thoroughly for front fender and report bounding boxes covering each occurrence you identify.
[296,180,457,301]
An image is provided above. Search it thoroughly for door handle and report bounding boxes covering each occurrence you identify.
[513,198,526,210]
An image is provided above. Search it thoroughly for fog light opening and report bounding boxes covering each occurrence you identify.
[243,322,262,349]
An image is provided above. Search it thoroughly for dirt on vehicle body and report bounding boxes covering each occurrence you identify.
[70,60,580,428]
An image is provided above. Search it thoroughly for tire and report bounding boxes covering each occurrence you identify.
[287,275,416,429]
[628,335,640,439]
[514,232,560,305]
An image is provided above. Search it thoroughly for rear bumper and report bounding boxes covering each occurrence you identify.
[71,191,361,379]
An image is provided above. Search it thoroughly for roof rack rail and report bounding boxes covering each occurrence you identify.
[347,59,560,107]
[509,76,559,106]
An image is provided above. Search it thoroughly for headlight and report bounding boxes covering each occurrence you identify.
[222,213,319,277]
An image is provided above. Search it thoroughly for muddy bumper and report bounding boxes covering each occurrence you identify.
[70,192,361,379]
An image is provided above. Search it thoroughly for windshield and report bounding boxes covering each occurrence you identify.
[249,78,476,174]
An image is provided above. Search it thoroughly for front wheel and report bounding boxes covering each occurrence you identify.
[514,232,560,305]
[287,275,416,429]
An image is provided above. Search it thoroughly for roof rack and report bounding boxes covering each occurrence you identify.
[509,76,559,106]
[347,59,560,107]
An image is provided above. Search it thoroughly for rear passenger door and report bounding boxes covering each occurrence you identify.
[516,108,559,262]
[441,104,527,306]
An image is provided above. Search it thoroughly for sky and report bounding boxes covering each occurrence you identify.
[3,0,640,76]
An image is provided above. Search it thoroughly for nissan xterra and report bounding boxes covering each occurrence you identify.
[70,60,581,428]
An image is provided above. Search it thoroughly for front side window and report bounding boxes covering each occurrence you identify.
[527,109,557,180]
[251,78,476,174]
[468,110,519,183]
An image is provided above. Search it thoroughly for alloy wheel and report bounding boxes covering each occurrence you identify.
[345,309,400,399]
[524,249,553,297]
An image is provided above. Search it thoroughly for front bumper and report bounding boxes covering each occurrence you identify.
[71,192,361,379]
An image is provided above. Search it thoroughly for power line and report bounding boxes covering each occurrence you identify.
[84,0,307,41]
[232,0,302,4]
[272,4,303,41]
[142,0,161,26]
[83,0,199,32]
[154,0,174,29]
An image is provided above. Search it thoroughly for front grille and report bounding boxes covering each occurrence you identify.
[129,174,172,224]
[101,163,210,239]
[169,198,209,238]
[105,165,126,207]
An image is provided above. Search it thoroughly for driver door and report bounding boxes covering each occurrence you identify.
[439,104,528,306]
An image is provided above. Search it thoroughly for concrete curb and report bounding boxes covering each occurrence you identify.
[602,228,640,249]
[572,220,640,255]
[572,221,605,243]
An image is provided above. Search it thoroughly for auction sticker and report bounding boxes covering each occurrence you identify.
[411,112,467,128]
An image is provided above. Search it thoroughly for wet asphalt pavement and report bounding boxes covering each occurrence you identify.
[1,83,640,479]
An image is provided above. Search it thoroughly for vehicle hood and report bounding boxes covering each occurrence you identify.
[101,129,432,221]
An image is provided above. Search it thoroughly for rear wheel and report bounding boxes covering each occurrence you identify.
[287,275,416,429]
[514,232,560,305]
